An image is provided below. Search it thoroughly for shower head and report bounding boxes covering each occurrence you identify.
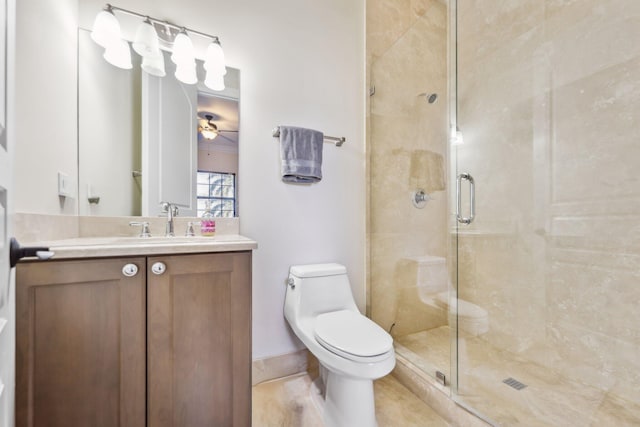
[418,92,438,104]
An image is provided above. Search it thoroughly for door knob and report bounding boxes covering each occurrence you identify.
[151,262,166,275]
[9,238,55,268]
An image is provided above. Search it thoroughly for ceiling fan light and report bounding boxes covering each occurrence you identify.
[133,18,160,57]
[141,51,166,77]
[103,38,133,70]
[204,72,225,91]
[200,128,218,140]
[91,8,122,48]
[171,30,195,66]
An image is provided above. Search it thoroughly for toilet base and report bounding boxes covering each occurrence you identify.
[322,367,378,427]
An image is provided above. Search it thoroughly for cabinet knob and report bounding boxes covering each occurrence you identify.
[151,262,167,275]
[122,263,139,277]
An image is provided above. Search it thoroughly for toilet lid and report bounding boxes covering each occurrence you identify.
[314,310,393,358]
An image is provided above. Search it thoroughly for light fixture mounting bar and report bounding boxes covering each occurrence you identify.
[105,3,221,43]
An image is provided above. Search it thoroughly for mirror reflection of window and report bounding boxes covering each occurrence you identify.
[197,171,236,218]
[196,91,239,217]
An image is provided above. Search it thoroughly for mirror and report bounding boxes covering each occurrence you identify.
[78,29,240,218]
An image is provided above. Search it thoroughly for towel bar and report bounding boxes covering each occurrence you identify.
[272,127,345,147]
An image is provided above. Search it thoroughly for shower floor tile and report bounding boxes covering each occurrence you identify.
[395,326,640,426]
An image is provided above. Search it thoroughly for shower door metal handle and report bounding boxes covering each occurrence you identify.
[456,173,475,224]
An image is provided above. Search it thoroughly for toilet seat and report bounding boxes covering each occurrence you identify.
[314,310,393,363]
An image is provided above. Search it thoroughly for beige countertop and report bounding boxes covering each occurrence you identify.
[20,234,257,260]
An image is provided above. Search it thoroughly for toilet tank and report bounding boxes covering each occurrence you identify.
[285,263,359,319]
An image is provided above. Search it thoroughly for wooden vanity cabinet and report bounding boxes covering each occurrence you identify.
[16,251,252,427]
[16,257,147,427]
[147,252,252,427]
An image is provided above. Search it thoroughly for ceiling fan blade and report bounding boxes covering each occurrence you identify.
[218,134,237,143]
[218,129,239,133]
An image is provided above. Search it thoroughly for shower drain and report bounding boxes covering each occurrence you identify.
[502,377,527,390]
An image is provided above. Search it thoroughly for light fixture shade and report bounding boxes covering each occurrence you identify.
[175,62,198,85]
[103,38,133,69]
[141,51,166,77]
[133,19,160,57]
[171,31,195,66]
[204,72,225,91]
[91,9,122,48]
[203,41,226,76]
[200,128,218,140]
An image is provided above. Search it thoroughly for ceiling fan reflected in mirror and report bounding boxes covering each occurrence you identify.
[198,113,238,141]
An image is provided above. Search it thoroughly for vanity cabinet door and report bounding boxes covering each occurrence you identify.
[147,251,251,427]
[16,257,146,427]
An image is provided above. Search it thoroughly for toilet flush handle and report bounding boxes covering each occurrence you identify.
[286,277,295,289]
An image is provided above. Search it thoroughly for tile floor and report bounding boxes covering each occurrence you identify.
[252,372,450,426]
[397,326,640,426]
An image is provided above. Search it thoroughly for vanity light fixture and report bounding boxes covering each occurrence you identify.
[91,5,121,48]
[141,51,166,77]
[171,29,196,66]
[204,39,226,91]
[91,5,132,69]
[132,18,160,57]
[175,62,198,85]
[91,4,227,88]
[103,38,132,70]
[204,73,225,91]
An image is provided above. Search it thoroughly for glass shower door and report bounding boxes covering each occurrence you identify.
[451,1,640,425]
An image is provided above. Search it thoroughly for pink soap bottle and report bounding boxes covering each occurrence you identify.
[201,201,216,236]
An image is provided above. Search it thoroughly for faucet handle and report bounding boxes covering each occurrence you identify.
[129,221,151,238]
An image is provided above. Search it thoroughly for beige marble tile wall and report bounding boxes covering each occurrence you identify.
[367,0,449,338]
[456,0,640,406]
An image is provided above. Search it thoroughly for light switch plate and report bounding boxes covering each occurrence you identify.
[58,171,72,197]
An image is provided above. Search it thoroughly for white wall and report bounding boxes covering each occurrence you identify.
[16,0,366,361]
[198,150,238,175]
[14,0,78,215]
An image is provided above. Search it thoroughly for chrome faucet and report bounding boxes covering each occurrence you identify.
[160,202,179,237]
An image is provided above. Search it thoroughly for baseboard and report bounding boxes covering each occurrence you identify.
[252,349,309,386]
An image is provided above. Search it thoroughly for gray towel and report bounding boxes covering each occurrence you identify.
[279,126,323,183]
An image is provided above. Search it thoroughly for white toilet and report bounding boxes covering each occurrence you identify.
[284,263,395,427]
[409,255,489,336]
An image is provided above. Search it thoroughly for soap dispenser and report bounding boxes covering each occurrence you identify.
[201,201,216,236]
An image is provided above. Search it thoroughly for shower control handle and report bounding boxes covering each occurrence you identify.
[456,173,475,225]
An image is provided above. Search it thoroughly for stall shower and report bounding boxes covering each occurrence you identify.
[367,0,640,425]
